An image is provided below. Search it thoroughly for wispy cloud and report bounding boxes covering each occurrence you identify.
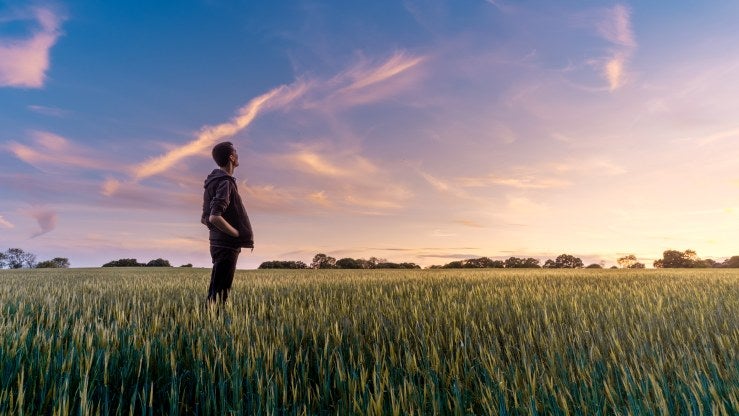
[0,214,14,229]
[126,51,425,186]
[27,104,68,117]
[338,51,425,93]
[131,82,309,181]
[596,4,636,91]
[241,183,299,213]
[100,178,121,197]
[419,171,451,192]
[308,191,331,207]
[418,170,477,200]
[286,151,347,176]
[458,174,570,189]
[454,158,625,190]
[29,207,56,237]
[275,147,378,178]
[454,219,486,228]
[325,51,427,106]
[550,158,627,176]
[682,127,739,146]
[0,6,64,88]
[97,180,200,210]
[484,0,516,14]
[6,131,118,172]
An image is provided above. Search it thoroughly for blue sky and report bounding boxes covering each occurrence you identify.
[2,0,739,268]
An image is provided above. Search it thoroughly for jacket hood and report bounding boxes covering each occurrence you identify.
[204,169,235,188]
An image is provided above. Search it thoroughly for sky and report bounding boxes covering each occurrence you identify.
[2,0,739,269]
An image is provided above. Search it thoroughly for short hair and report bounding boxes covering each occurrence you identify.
[212,142,234,167]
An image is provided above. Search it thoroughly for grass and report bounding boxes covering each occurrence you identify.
[0,268,737,415]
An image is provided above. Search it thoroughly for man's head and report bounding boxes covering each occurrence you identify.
[212,142,239,168]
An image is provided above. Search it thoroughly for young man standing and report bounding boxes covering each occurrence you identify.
[201,141,254,304]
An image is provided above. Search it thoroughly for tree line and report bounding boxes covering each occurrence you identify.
[0,248,69,269]
[3,248,738,270]
[260,250,739,270]
[0,249,194,269]
[102,258,193,267]
[259,254,421,269]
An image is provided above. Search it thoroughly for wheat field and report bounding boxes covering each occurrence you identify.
[0,268,736,415]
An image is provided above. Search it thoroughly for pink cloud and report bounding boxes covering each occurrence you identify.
[0,7,64,88]
[130,82,309,182]
[6,131,119,172]
[125,51,424,187]
[29,207,57,238]
[338,51,425,93]
[327,51,427,106]
[458,174,570,189]
[0,214,14,229]
[596,4,636,91]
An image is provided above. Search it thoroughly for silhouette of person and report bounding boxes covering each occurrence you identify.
[201,141,253,304]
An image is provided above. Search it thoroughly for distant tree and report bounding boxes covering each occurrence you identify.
[701,259,718,268]
[617,254,645,269]
[336,258,362,269]
[103,258,143,267]
[180,264,193,268]
[545,254,583,269]
[504,257,524,268]
[259,260,309,269]
[5,248,36,269]
[23,252,36,268]
[720,256,739,268]
[586,263,603,268]
[146,258,171,267]
[504,257,540,268]
[488,260,505,268]
[609,266,618,269]
[443,260,464,269]
[366,257,386,268]
[463,257,503,268]
[53,257,70,268]
[311,253,336,269]
[5,248,24,268]
[0,251,6,269]
[293,261,308,269]
[36,257,70,268]
[654,249,707,268]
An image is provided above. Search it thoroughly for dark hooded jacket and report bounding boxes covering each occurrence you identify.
[202,169,254,249]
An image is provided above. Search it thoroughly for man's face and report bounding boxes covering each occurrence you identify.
[231,149,239,168]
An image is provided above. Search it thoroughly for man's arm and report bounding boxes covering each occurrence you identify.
[208,179,239,237]
[208,215,239,238]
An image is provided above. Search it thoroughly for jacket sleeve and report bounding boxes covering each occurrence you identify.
[209,180,232,216]
[201,189,210,226]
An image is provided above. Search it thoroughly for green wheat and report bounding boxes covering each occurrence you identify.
[0,268,736,415]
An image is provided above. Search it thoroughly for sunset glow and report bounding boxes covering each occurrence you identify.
[2,1,739,268]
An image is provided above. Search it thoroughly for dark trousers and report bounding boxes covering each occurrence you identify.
[208,245,240,304]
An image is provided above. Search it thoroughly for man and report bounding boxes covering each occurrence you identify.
[201,141,254,304]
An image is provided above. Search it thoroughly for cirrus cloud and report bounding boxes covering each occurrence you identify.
[0,6,65,88]
[596,4,636,91]
[28,207,57,238]
[131,82,310,181]
[0,214,14,229]
[6,131,119,172]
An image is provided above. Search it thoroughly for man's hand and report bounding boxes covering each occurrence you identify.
[208,215,239,238]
